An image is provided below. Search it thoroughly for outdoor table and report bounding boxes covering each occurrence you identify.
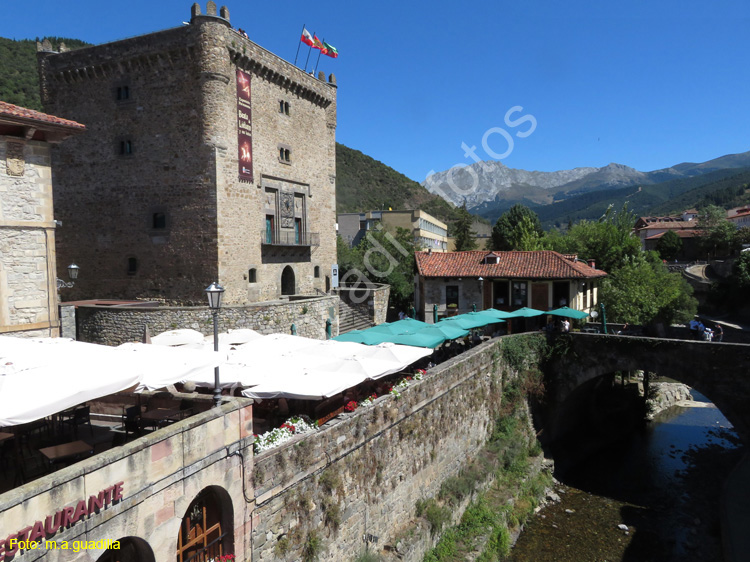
[39,440,93,467]
[141,408,184,430]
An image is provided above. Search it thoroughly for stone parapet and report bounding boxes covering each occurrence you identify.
[75,295,339,345]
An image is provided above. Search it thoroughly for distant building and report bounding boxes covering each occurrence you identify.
[634,214,701,258]
[337,209,448,251]
[414,250,606,322]
[727,205,750,230]
[0,101,84,337]
[37,2,337,305]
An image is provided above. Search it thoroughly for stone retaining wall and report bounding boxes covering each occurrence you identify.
[75,295,339,345]
[647,381,693,419]
[249,335,542,561]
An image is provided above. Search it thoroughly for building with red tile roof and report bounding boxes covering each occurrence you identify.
[0,101,84,338]
[415,250,606,322]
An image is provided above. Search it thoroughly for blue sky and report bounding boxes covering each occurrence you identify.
[4,0,750,182]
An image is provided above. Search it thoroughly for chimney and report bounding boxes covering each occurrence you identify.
[587,259,596,269]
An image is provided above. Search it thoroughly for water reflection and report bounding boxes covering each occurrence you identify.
[509,391,743,562]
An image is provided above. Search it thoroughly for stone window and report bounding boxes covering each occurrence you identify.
[314,265,320,278]
[119,140,134,156]
[278,100,290,115]
[127,257,138,275]
[248,268,257,283]
[278,145,291,164]
[152,212,167,229]
[446,285,459,308]
[116,85,130,101]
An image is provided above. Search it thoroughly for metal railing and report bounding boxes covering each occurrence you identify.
[260,230,320,247]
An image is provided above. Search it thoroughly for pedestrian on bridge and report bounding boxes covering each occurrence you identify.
[714,324,724,342]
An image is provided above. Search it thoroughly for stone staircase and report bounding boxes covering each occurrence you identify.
[338,298,373,334]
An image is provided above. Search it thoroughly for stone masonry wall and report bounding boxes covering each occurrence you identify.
[0,138,59,337]
[75,294,339,345]
[338,284,391,326]
[250,335,540,561]
[0,399,255,562]
[39,5,337,307]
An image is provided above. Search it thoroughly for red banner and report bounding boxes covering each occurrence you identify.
[236,68,253,182]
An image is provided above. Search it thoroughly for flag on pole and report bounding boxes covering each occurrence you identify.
[322,41,338,58]
[301,28,314,47]
[312,34,328,55]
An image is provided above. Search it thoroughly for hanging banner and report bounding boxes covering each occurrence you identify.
[236,68,253,182]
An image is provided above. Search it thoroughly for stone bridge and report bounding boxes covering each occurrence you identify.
[546,333,750,442]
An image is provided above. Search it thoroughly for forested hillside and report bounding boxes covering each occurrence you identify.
[0,37,89,110]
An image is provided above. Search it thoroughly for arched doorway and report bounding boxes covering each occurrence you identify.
[176,487,234,562]
[281,266,295,296]
[96,537,155,562]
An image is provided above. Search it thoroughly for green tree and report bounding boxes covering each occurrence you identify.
[655,230,683,261]
[490,204,544,251]
[599,253,697,325]
[453,202,478,251]
[734,252,750,291]
[337,228,417,313]
[698,205,736,258]
[548,204,641,273]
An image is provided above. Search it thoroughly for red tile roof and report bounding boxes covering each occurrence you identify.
[415,250,607,279]
[0,101,85,131]
[645,229,702,240]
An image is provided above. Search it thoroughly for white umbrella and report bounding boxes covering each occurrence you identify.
[116,342,226,392]
[151,329,206,347]
[204,329,264,346]
[0,337,142,426]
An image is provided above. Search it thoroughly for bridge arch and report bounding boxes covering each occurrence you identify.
[546,333,750,443]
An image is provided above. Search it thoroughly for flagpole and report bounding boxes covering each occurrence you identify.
[304,31,315,72]
[313,38,324,74]
[294,23,305,67]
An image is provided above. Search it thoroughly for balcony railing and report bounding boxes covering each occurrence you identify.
[261,230,320,247]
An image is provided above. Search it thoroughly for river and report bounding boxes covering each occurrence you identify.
[508,390,744,562]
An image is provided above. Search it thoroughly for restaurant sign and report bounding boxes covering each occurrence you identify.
[237,68,253,182]
[0,482,124,560]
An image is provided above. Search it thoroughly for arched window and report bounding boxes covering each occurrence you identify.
[314,266,320,278]
[248,268,257,283]
[177,487,234,562]
[97,537,155,562]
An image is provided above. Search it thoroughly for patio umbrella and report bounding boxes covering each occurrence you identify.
[0,337,144,425]
[368,318,429,335]
[333,330,393,345]
[546,306,590,320]
[204,328,264,346]
[117,342,227,391]
[480,308,515,320]
[151,328,206,346]
[420,323,470,341]
[505,307,546,318]
[439,312,503,330]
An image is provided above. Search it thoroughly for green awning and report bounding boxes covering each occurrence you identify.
[369,318,430,335]
[505,307,546,318]
[438,311,504,330]
[546,306,590,320]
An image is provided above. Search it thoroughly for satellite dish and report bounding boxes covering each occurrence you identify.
[590,310,599,319]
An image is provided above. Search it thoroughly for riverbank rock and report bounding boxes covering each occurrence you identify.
[647,382,693,419]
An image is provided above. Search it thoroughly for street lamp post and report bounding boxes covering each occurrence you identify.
[205,281,225,408]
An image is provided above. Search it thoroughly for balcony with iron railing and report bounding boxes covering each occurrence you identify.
[261,230,320,247]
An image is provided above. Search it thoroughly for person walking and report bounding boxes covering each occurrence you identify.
[714,323,724,342]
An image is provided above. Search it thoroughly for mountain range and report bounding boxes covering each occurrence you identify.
[423,151,750,223]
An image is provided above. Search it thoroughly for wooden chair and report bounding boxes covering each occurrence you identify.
[122,406,142,438]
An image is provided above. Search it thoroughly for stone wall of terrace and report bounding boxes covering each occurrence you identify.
[250,335,542,561]
[74,294,339,345]
[0,397,254,562]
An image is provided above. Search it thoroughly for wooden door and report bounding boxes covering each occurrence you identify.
[531,283,548,310]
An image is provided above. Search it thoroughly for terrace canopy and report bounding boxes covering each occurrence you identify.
[438,311,505,330]
[0,337,223,426]
[545,306,590,320]
[504,307,546,318]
